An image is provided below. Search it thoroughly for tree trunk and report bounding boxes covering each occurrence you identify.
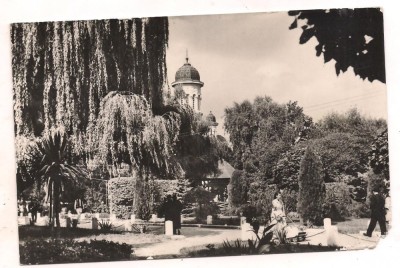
[49,183,53,227]
[54,180,60,228]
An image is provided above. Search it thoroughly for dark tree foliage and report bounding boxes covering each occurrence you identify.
[11,17,169,137]
[224,97,310,182]
[183,186,220,220]
[312,133,370,182]
[297,147,326,226]
[160,100,223,185]
[289,8,385,83]
[273,143,308,190]
[369,128,389,180]
[317,108,386,140]
[227,170,248,208]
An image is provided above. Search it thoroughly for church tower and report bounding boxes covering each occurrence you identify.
[171,51,204,114]
[206,111,218,136]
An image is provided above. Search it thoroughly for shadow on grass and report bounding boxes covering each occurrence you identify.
[19,225,122,241]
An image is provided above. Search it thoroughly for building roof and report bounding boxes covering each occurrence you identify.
[206,160,235,179]
[174,62,201,82]
[206,111,217,123]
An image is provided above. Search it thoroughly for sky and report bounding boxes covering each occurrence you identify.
[166,11,387,136]
[0,1,399,267]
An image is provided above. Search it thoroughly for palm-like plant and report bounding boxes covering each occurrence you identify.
[36,129,87,227]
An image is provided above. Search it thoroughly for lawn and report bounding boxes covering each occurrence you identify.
[333,218,379,234]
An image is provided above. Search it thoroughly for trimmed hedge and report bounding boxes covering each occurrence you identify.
[108,177,135,219]
[20,239,132,264]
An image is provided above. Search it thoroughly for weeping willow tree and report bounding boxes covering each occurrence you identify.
[11,17,168,151]
[92,91,182,218]
[11,18,169,193]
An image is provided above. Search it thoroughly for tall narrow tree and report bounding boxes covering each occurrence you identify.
[297,147,326,226]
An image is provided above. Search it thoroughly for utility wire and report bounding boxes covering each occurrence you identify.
[304,91,385,110]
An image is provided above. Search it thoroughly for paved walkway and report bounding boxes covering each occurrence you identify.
[298,228,379,250]
[134,228,242,257]
[133,227,381,257]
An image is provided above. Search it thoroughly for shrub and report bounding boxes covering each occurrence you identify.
[212,217,240,226]
[108,177,177,219]
[348,200,370,218]
[19,239,132,264]
[227,170,248,208]
[323,182,352,221]
[183,187,220,220]
[247,182,277,221]
[297,147,326,226]
[281,189,298,213]
[98,220,113,231]
[108,177,135,219]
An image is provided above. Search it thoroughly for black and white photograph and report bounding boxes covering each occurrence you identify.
[0,1,397,267]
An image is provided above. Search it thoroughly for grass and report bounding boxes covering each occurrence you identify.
[333,218,380,234]
[18,225,122,241]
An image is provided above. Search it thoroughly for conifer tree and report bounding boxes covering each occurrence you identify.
[297,147,326,226]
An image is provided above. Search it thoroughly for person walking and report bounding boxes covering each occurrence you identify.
[364,187,387,237]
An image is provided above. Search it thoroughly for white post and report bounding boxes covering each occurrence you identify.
[165,220,173,236]
[241,222,255,241]
[124,220,132,231]
[207,215,213,225]
[130,214,136,224]
[326,226,339,246]
[323,218,332,229]
[240,216,246,227]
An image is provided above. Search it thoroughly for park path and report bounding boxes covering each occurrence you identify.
[299,228,379,250]
[133,228,381,257]
[134,228,242,257]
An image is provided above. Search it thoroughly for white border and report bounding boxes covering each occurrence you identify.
[1,1,399,268]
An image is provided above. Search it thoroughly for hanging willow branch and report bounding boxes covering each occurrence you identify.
[92,91,182,179]
[11,17,169,158]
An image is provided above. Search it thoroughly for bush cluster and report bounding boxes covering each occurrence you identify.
[108,177,179,219]
[322,182,352,221]
[247,182,277,220]
[108,177,135,219]
[20,239,132,264]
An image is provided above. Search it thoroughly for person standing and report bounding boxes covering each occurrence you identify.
[385,188,391,227]
[364,187,387,237]
[29,199,38,223]
[271,192,286,227]
[172,194,183,235]
[163,195,173,234]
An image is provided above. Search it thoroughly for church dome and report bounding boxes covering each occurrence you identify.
[206,111,218,126]
[175,62,201,82]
